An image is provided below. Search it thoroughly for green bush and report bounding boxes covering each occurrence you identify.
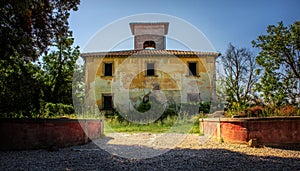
[180,101,211,115]
[158,102,178,122]
[103,101,211,123]
[198,101,211,113]
[104,113,203,134]
[225,103,300,118]
[136,101,151,112]
[40,102,74,118]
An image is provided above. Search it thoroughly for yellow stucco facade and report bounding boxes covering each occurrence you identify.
[82,50,220,112]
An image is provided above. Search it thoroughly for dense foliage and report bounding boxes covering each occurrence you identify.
[252,21,300,106]
[222,21,300,117]
[104,101,211,123]
[0,0,79,61]
[0,55,44,117]
[0,0,80,118]
[41,33,80,105]
[39,102,74,118]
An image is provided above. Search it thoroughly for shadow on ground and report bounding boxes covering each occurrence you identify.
[1,139,300,170]
[265,145,300,152]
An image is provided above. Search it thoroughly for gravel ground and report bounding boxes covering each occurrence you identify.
[1,133,300,171]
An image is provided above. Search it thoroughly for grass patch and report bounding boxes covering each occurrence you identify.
[105,122,171,133]
[104,114,204,134]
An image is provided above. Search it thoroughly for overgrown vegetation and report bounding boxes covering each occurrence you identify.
[252,21,300,106]
[218,43,259,105]
[0,0,81,118]
[100,101,209,134]
[104,112,206,134]
[219,21,300,118]
[104,102,210,122]
[224,103,300,118]
[39,103,75,118]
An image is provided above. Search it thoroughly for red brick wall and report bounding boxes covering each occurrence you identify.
[0,119,103,150]
[200,118,219,137]
[221,122,248,143]
[247,118,300,146]
[200,117,300,146]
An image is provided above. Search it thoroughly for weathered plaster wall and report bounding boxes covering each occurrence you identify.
[85,55,216,111]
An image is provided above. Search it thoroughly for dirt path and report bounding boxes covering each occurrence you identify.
[93,133,300,159]
[93,133,205,158]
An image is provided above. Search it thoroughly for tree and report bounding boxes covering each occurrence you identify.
[0,0,80,117]
[252,21,300,106]
[219,43,259,107]
[0,55,44,117]
[0,0,80,61]
[72,61,85,115]
[41,32,80,105]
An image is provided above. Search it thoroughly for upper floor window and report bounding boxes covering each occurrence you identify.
[104,63,113,76]
[146,62,155,76]
[188,62,197,76]
[143,41,156,49]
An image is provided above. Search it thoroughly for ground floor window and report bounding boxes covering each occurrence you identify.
[103,94,113,109]
[187,93,200,103]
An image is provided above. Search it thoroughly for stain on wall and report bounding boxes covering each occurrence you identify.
[83,54,218,113]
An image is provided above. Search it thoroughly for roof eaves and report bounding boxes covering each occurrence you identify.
[81,50,221,58]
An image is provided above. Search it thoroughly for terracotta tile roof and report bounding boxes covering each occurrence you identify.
[81,50,221,58]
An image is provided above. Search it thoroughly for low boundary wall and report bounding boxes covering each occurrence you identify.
[200,117,300,146]
[0,119,103,150]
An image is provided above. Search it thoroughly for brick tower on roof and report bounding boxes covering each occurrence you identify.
[129,22,169,50]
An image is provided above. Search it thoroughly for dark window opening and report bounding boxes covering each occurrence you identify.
[143,41,156,49]
[146,63,155,76]
[104,63,113,76]
[187,93,200,103]
[188,62,197,76]
[103,95,113,109]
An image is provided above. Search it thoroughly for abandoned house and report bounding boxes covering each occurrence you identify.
[81,22,220,114]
